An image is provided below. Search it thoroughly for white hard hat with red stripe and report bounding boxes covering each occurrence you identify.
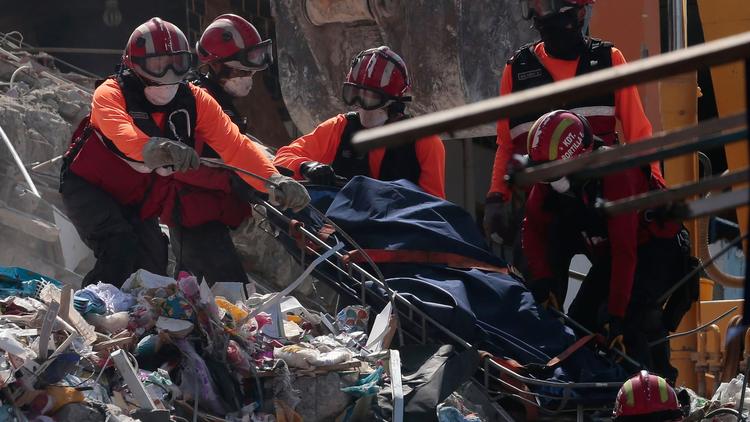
[342,46,412,110]
[123,17,193,85]
[196,14,273,71]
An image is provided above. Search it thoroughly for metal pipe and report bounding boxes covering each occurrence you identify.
[673,188,750,220]
[600,168,749,215]
[648,306,738,347]
[668,0,687,51]
[9,63,31,91]
[574,130,747,181]
[0,123,40,198]
[351,32,750,152]
[509,114,745,187]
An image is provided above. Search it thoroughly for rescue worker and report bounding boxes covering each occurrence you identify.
[194,14,270,137]
[484,0,657,266]
[522,110,694,382]
[613,371,684,421]
[273,46,446,198]
[153,14,277,284]
[59,17,309,288]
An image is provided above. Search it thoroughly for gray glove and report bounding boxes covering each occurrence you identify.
[483,195,515,245]
[142,137,199,172]
[267,173,311,212]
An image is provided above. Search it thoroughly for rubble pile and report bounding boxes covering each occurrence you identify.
[0,266,382,421]
[0,263,499,421]
[0,43,95,283]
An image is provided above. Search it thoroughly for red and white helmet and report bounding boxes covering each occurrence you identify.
[342,46,411,110]
[123,17,192,85]
[613,371,683,421]
[520,0,595,20]
[527,109,593,164]
[196,14,273,71]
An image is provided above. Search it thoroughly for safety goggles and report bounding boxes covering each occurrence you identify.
[131,52,193,80]
[342,83,411,111]
[520,0,578,19]
[223,39,274,71]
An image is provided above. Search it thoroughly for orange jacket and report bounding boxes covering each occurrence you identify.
[90,78,277,192]
[274,114,446,198]
[488,44,656,199]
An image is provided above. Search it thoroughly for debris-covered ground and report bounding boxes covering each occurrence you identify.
[0,265,503,421]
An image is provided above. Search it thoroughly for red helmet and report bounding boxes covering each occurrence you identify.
[196,14,273,71]
[527,110,593,164]
[123,17,192,85]
[613,371,683,421]
[342,46,411,110]
[520,0,595,20]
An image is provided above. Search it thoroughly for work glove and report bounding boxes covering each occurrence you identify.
[300,161,337,186]
[267,173,311,212]
[483,195,515,246]
[142,137,199,172]
[528,278,560,310]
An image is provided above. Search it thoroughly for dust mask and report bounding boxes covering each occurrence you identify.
[358,108,389,128]
[550,176,571,193]
[144,84,179,105]
[222,75,254,97]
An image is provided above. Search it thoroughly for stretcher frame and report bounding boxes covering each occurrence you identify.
[252,198,624,419]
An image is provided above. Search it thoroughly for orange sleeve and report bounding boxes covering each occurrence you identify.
[273,115,347,179]
[191,84,277,192]
[612,48,652,143]
[414,135,446,198]
[488,63,514,199]
[89,79,150,161]
[611,48,661,177]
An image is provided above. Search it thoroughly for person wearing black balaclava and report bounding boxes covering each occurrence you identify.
[484,0,656,273]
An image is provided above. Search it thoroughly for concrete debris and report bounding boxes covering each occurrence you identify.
[0,265,398,422]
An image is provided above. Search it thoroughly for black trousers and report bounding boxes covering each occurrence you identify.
[169,221,249,286]
[168,174,257,286]
[60,173,168,288]
[567,235,691,382]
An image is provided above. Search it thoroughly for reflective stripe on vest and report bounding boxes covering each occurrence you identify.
[508,38,617,155]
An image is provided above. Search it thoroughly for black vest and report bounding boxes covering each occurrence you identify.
[115,71,197,154]
[509,38,616,143]
[63,72,197,166]
[332,112,421,185]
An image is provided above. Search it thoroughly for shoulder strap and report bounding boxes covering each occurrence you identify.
[116,72,197,144]
[507,42,538,65]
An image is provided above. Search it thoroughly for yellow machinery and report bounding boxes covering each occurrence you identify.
[664,0,749,396]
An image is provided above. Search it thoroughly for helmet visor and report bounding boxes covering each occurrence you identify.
[134,52,193,80]
[342,83,391,110]
[229,39,273,70]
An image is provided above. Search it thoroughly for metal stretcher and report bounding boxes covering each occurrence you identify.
[249,195,624,421]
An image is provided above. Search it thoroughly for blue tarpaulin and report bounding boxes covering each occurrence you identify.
[277,177,626,405]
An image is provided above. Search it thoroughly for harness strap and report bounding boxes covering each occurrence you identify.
[344,249,507,274]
